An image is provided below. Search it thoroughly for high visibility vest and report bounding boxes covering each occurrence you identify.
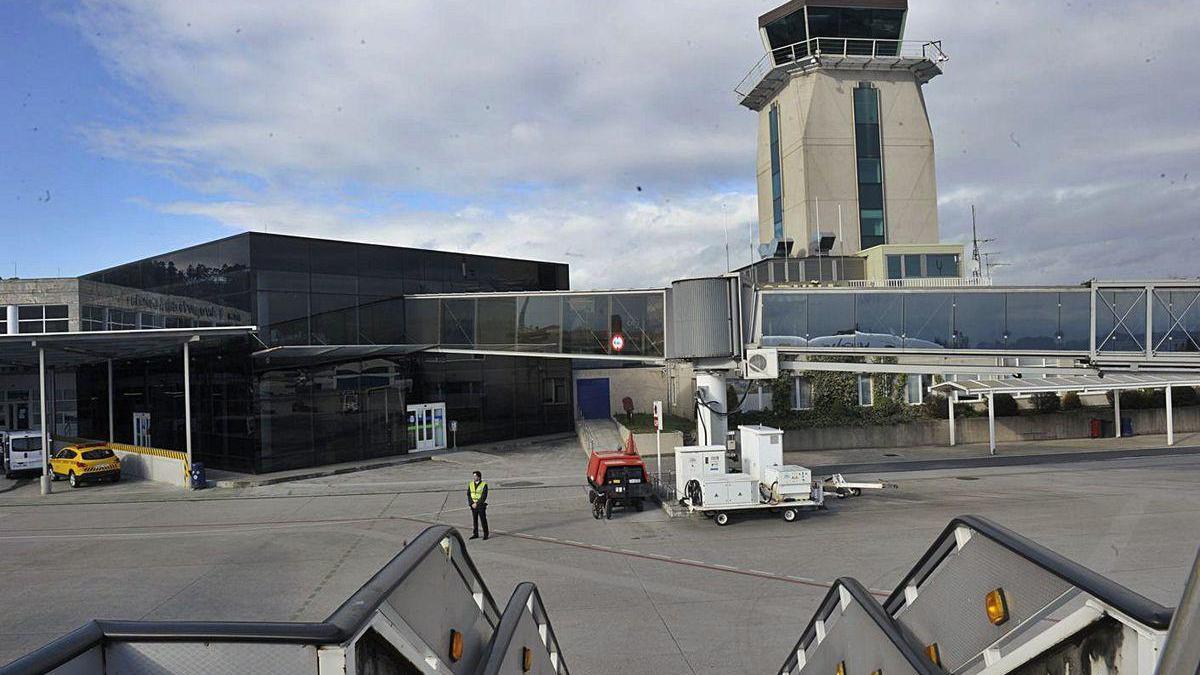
[469,481,487,502]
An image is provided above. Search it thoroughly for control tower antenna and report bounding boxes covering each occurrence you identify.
[970,205,996,281]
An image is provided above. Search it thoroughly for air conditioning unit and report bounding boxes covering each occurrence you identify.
[744,348,779,380]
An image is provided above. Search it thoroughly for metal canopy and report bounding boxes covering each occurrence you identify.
[251,344,433,370]
[932,373,1200,397]
[0,326,258,369]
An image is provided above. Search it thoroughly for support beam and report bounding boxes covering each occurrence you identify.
[987,392,996,456]
[1167,385,1175,447]
[38,347,51,495]
[948,396,956,447]
[107,359,114,443]
[1114,388,1122,438]
[695,371,728,448]
[183,339,194,488]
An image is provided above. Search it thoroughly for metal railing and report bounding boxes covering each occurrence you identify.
[736,38,947,98]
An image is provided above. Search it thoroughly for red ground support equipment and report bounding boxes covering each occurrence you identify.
[586,439,652,520]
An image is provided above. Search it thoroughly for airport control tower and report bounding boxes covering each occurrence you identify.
[738,0,948,265]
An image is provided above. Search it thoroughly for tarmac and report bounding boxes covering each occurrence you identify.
[3,431,1200,673]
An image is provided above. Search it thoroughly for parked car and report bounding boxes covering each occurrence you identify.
[49,445,122,488]
[2,430,45,479]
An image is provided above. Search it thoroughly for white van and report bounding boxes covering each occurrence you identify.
[2,430,44,479]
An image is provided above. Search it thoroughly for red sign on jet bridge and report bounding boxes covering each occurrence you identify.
[610,333,625,352]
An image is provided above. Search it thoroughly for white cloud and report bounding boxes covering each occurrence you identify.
[68,0,1200,288]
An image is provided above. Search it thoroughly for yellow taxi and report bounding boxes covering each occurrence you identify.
[49,444,122,488]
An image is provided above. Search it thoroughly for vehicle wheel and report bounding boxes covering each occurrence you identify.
[112,475,121,483]
[3,471,10,480]
[782,508,798,523]
[68,472,79,488]
[48,471,57,482]
[587,489,598,504]
[604,499,613,520]
[850,488,862,497]
[634,498,644,512]
[714,512,730,526]
[592,499,603,520]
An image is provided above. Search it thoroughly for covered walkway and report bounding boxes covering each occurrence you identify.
[932,373,1200,454]
[0,326,256,494]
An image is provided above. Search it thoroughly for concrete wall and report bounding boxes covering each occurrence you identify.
[0,278,82,332]
[616,421,685,461]
[111,446,190,487]
[573,364,695,421]
[782,407,1200,452]
[757,69,939,255]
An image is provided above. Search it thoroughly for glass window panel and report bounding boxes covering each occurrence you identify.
[645,293,665,357]
[954,293,1006,349]
[854,293,903,346]
[310,293,358,346]
[18,306,43,320]
[308,241,359,275]
[359,297,405,344]
[440,299,476,348]
[1058,292,1091,350]
[761,293,808,344]
[904,255,923,278]
[404,299,439,344]
[563,296,609,355]
[855,125,881,158]
[1004,292,1060,350]
[807,294,856,343]
[858,182,884,210]
[793,378,812,410]
[903,293,952,348]
[611,293,663,357]
[858,375,873,406]
[44,320,69,333]
[257,291,309,346]
[858,159,882,184]
[1097,290,1147,352]
[44,305,68,319]
[906,375,925,404]
[925,254,960,278]
[309,273,358,295]
[886,256,902,280]
[476,297,517,351]
[1153,290,1200,353]
[251,234,310,272]
[517,296,562,352]
[357,244,406,279]
[256,270,310,292]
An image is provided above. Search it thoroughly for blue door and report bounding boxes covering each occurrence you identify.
[576,378,611,420]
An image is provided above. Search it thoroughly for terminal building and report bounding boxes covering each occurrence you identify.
[1,233,576,473]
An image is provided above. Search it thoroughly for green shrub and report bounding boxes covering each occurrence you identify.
[1174,386,1200,407]
[1031,391,1061,413]
[993,393,1020,417]
[1062,392,1082,410]
[922,394,950,419]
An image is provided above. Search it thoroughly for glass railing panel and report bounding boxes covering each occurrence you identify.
[440,298,476,348]
[854,292,904,347]
[762,293,808,346]
[953,292,1006,349]
[1004,291,1061,350]
[1097,290,1147,352]
[903,292,953,349]
[476,297,518,351]
[516,295,562,353]
[1058,291,1092,350]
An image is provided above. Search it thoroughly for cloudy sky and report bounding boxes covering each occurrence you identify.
[3,0,1198,288]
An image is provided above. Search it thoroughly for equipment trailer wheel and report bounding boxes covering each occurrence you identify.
[592,498,604,520]
[782,508,798,523]
[604,499,613,520]
[714,512,730,526]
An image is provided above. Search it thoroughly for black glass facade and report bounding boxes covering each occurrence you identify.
[763,5,906,64]
[76,233,572,473]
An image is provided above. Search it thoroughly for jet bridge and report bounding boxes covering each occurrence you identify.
[0,526,569,675]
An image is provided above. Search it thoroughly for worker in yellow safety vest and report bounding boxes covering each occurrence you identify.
[468,471,489,540]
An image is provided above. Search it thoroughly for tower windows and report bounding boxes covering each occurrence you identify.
[854,84,886,249]
[769,102,784,242]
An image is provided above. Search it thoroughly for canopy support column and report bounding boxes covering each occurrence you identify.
[1166,386,1175,447]
[183,338,194,488]
[38,346,51,495]
[1114,389,1122,438]
[948,396,956,447]
[107,358,114,443]
[987,392,996,456]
